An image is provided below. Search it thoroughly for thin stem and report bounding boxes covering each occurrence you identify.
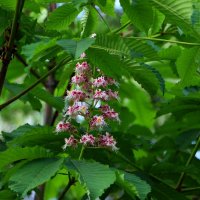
[92,5,111,32]
[0,0,25,96]
[0,57,71,111]
[58,173,76,200]
[128,36,200,46]
[78,146,85,160]
[110,21,131,34]
[176,135,200,191]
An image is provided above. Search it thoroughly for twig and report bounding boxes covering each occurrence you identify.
[0,57,71,111]
[58,173,76,200]
[176,135,200,191]
[0,0,25,95]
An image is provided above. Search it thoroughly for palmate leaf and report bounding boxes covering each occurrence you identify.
[66,159,116,200]
[81,6,98,37]
[120,0,161,34]
[150,0,199,38]
[124,38,159,60]
[116,171,151,200]
[57,37,95,59]
[176,47,200,87]
[0,146,53,170]
[86,47,128,80]
[125,61,164,95]
[5,125,65,150]
[46,3,79,31]
[9,158,64,197]
[94,34,130,56]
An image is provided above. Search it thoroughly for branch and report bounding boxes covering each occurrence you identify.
[127,36,200,46]
[0,57,71,111]
[176,135,200,191]
[58,173,77,200]
[0,0,25,95]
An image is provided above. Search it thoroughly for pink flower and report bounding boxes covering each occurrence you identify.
[80,52,86,58]
[63,135,78,149]
[98,132,118,151]
[93,76,108,88]
[75,62,90,74]
[71,74,87,84]
[100,104,111,113]
[107,89,118,100]
[56,121,72,133]
[66,90,86,102]
[103,110,120,121]
[66,102,88,117]
[93,89,109,101]
[80,134,95,145]
[90,115,107,128]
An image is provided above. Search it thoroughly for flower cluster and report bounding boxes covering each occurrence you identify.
[55,53,119,152]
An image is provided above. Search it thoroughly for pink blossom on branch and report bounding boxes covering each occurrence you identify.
[71,74,87,85]
[80,134,96,145]
[66,102,89,117]
[93,76,108,88]
[66,90,86,102]
[98,132,118,151]
[63,135,78,149]
[90,115,107,128]
[93,89,109,101]
[75,62,90,74]
[56,121,72,133]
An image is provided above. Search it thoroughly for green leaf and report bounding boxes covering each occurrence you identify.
[96,0,115,16]
[176,47,200,87]
[116,171,151,200]
[66,159,116,200]
[120,0,156,34]
[86,48,127,79]
[5,125,64,149]
[0,190,17,200]
[5,82,64,111]
[57,37,95,59]
[120,81,156,128]
[150,0,199,38]
[81,6,98,37]
[72,0,88,9]
[0,0,16,10]
[124,38,159,60]
[9,158,64,197]
[141,63,165,94]
[4,81,42,111]
[46,3,79,31]
[94,34,130,56]
[0,146,53,170]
